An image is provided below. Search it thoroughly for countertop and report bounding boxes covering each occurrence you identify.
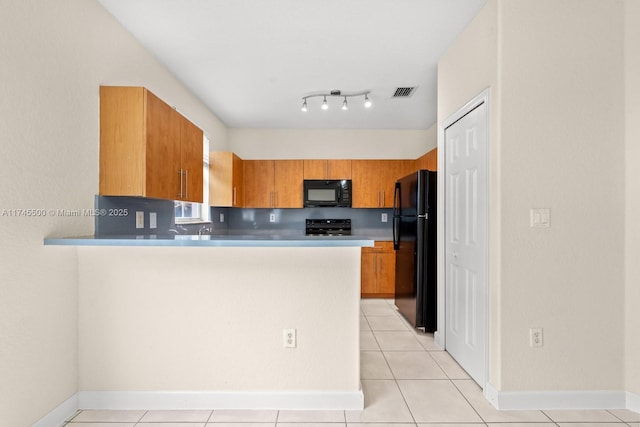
[43,234,377,247]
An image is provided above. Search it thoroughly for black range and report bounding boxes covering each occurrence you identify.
[305,219,352,236]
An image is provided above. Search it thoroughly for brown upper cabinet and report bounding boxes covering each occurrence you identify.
[210,151,244,207]
[99,86,203,203]
[416,148,438,171]
[351,160,415,208]
[303,160,352,180]
[243,160,304,208]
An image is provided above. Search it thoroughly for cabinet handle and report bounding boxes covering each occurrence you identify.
[233,187,237,206]
[184,169,188,199]
[177,169,183,198]
[377,191,380,207]
[382,191,385,207]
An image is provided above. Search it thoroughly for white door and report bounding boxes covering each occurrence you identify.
[443,97,488,387]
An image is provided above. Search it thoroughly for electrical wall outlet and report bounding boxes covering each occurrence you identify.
[269,213,276,223]
[219,212,225,223]
[530,328,543,347]
[149,212,157,229]
[283,328,296,348]
[381,213,388,223]
[135,211,144,229]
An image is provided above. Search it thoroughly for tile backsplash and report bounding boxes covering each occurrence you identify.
[95,195,392,238]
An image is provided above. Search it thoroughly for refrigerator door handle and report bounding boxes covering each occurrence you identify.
[393,181,401,250]
[393,182,401,217]
[393,215,400,250]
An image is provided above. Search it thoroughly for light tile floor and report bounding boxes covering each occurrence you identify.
[65,299,639,427]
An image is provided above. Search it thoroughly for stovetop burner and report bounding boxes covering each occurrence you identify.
[305,218,352,236]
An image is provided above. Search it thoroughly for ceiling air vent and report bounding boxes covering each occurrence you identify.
[392,87,417,98]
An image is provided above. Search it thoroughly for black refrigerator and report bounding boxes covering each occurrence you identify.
[393,170,437,332]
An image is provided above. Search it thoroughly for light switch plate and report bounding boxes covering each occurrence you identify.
[530,208,550,228]
[149,212,157,229]
[135,211,144,229]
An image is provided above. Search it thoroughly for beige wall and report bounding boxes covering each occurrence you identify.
[498,0,625,391]
[0,1,226,425]
[439,0,627,393]
[78,247,361,393]
[625,0,640,397]
[228,128,436,160]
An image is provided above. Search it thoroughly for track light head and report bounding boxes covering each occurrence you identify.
[321,96,328,110]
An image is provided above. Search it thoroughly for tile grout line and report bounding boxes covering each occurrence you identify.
[449,378,489,426]
[364,301,418,426]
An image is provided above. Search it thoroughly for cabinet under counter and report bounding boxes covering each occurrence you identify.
[44,242,369,409]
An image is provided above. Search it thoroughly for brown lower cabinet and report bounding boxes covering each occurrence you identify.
[361,241,396,298]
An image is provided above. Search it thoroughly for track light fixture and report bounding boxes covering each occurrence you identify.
[301,90,371,112]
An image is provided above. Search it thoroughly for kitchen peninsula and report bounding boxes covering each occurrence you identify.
[44,235,371,410]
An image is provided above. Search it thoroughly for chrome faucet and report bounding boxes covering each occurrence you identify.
[198,225,213,235]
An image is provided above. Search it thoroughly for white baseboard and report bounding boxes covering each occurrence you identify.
[35,387,638,426]
[78,390,364,411]
[32,393,79,427]
[485,383,631,410]
[434,330,444,348]
[627,391,640,413]
[33,390,364,426]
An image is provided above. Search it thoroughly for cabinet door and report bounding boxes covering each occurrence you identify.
[232,153,244,207]
[377,249,396,297]
[378,160,416,208]
[303,159,352,179]
[416,148,438,171]
[351,160,381,208]
[210,152,233,206]
[145,89,181,200]
[274,160,303,208]
[303,160,327,179]
[327,159,352,179]
[425,148,438,170]
[360,251,377,296]
[180,115,203,203]
[243,160,274,208]
[99,86,146,197]
[211,152,243,207]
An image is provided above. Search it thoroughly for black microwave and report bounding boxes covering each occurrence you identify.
[303,180,352,207]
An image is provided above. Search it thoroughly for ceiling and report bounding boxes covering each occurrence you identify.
[98,0,487,130]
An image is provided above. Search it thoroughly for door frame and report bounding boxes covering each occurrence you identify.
[435,88,490,389]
